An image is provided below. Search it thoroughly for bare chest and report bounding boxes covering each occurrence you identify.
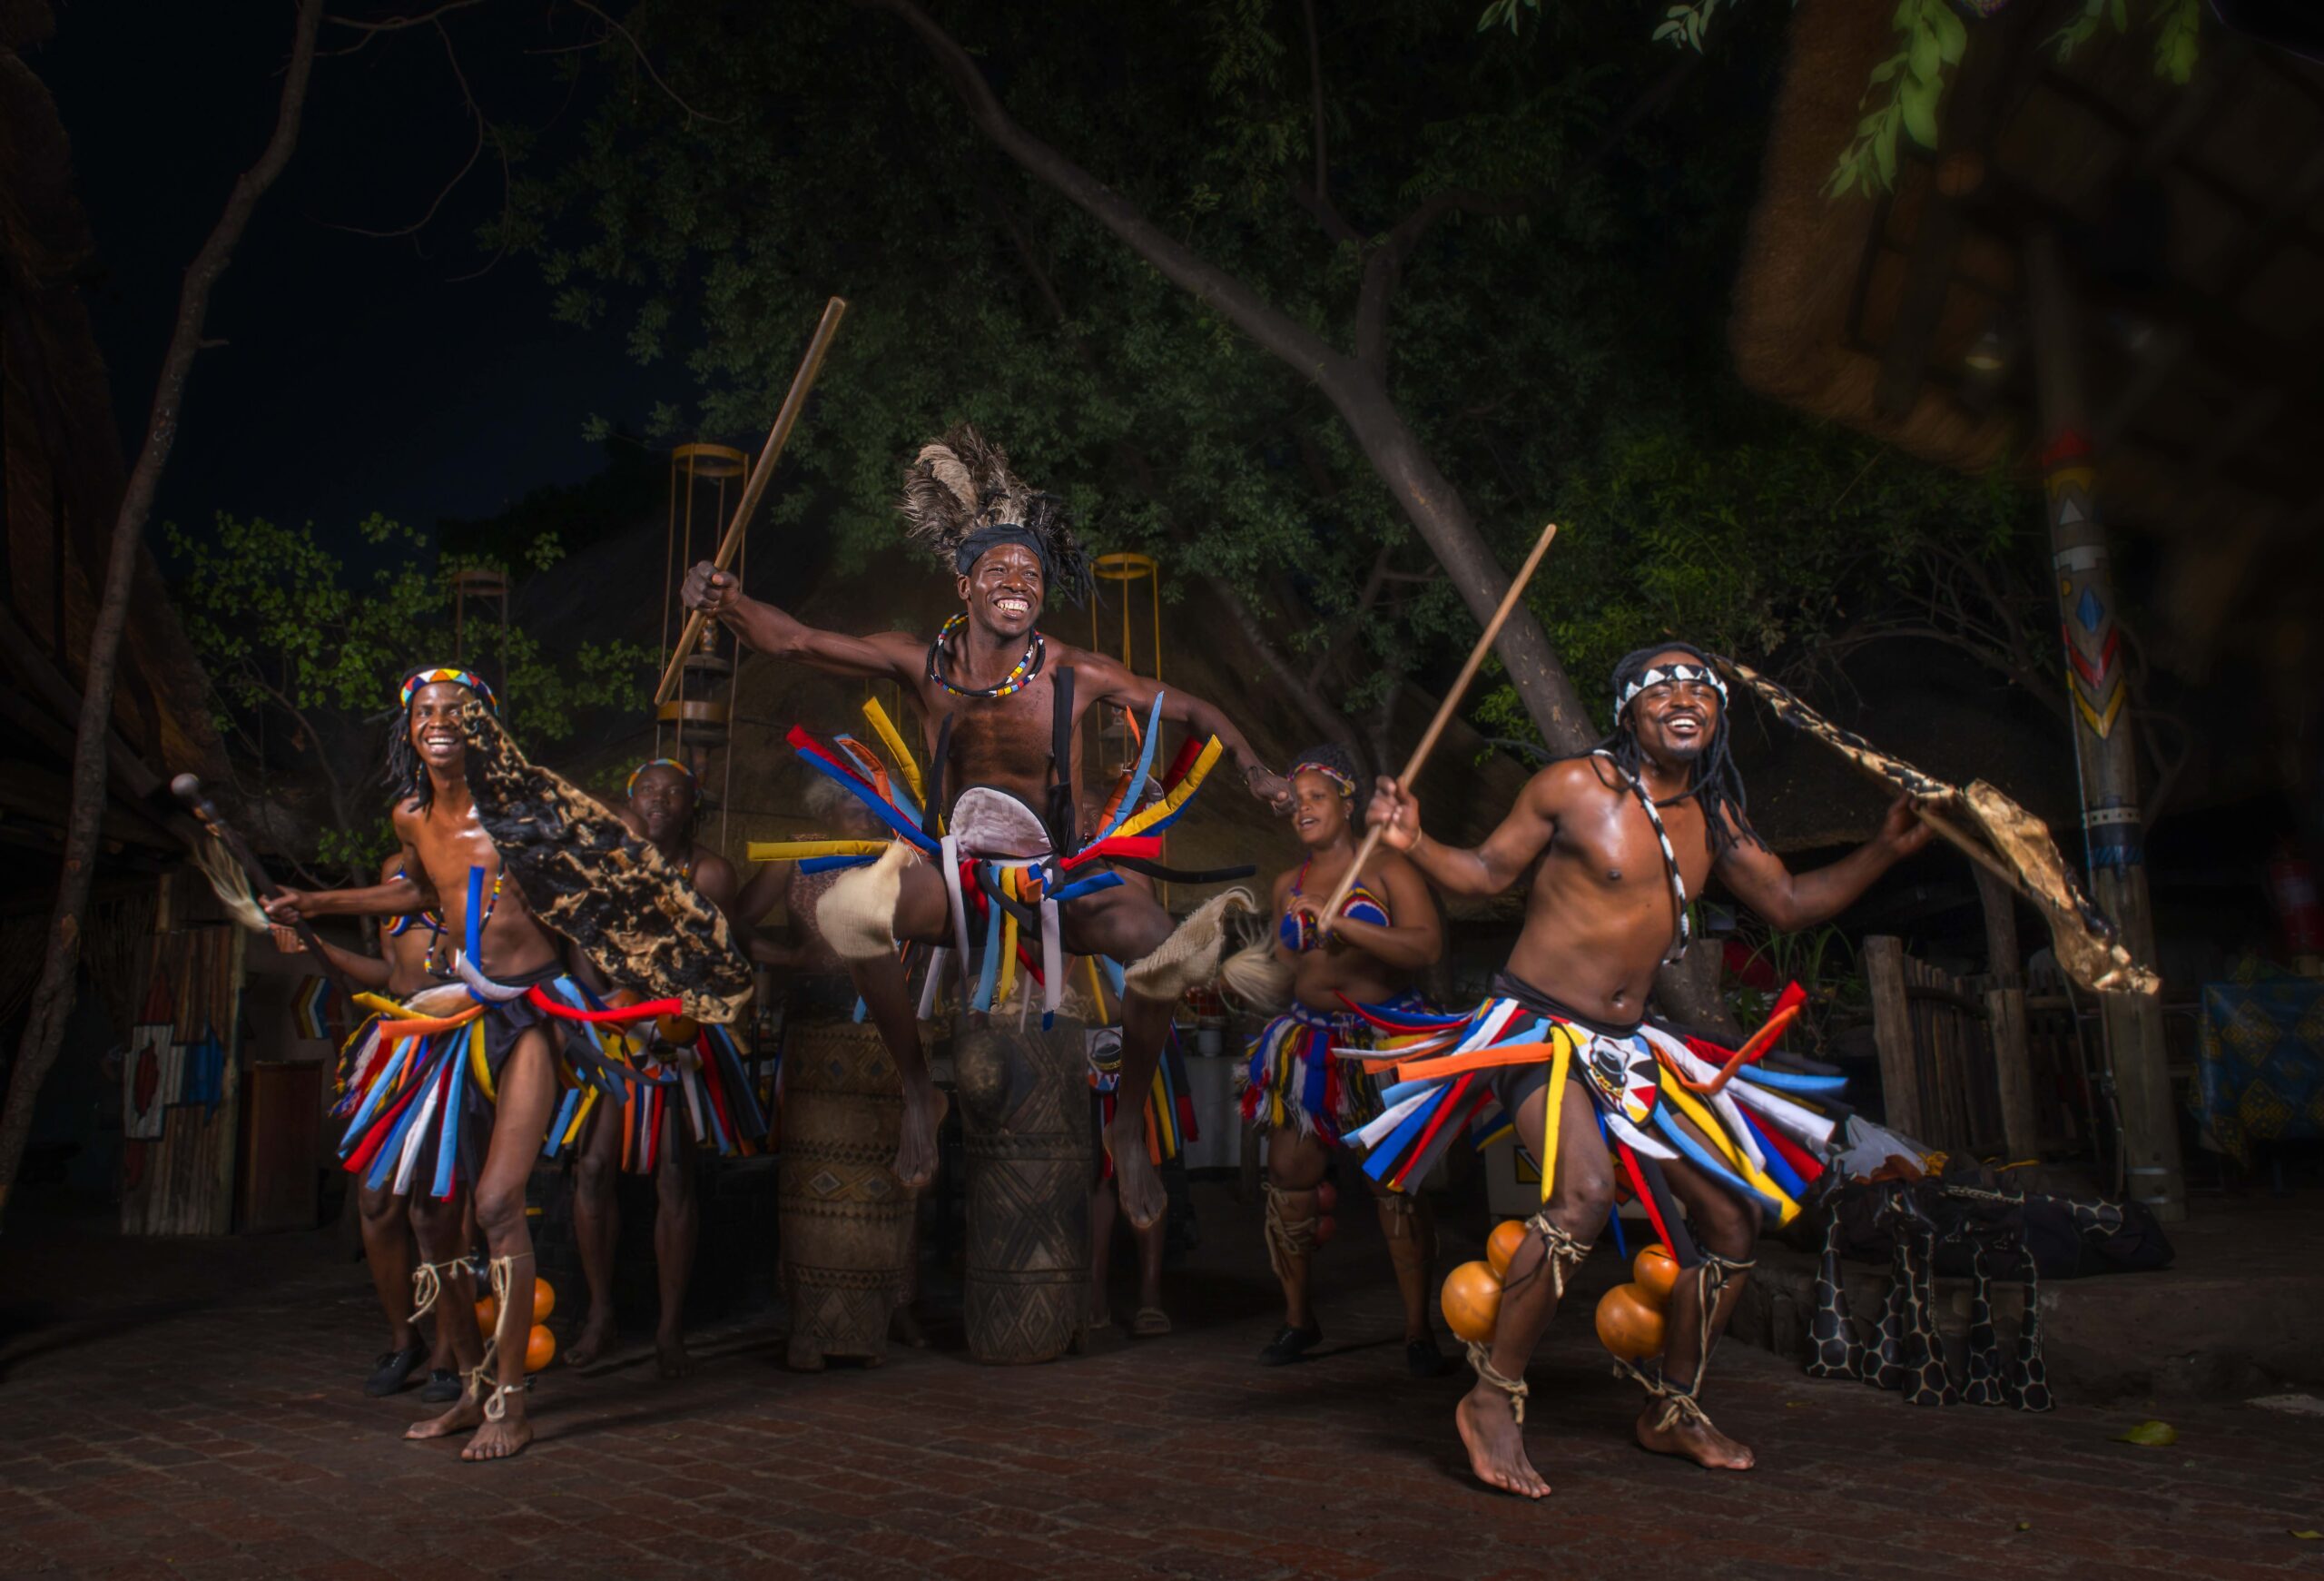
[1548,789,1714,904]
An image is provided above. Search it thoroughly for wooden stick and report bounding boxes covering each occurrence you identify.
[169,775,355,1003]
[1317,521,1560,927]
[655,295,849,705]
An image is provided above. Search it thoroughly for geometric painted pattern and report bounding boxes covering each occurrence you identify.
[2194,980,2324,1166]
[2043,430,2127,741]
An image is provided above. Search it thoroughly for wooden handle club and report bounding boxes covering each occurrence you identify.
[170,774,355,1001]
[1318,520,1560,927]
[656,294,850,705]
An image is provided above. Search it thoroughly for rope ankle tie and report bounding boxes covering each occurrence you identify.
[1464,1342,1530,1424]
[1500,1211,1591,1301]
[409,1259,468,1321]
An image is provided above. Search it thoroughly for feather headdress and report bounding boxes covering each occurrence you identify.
[899,424,1094,607]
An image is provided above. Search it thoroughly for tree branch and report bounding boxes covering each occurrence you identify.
[1287,0,1362,246]
[852,0,1351,384]
[2,0,325,1227]
[560,0,731,125]
[1207,576,1369,775]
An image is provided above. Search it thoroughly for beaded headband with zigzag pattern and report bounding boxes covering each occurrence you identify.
[1616,661,1726,716]
[1291,759,1357,798]
[399,667,497,714]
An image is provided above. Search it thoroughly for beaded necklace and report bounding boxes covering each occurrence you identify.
[926,612,1044,700]
[426,866,504,975]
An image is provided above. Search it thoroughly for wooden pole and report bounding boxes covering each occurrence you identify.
[655,296,849,706]
[1317,521,1558,926]
[2025,230,2183,1219]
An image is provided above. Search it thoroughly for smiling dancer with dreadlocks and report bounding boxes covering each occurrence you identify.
[265,668,731,1460]
[1233,746,1454,1376]
[683,425,1288,1228]
[1354,644,1931,1497]
[562,757,763,1378]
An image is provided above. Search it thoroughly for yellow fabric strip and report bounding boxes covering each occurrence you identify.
[745,839,892,863]
[996,910,1019,1012]
[1538,1029,1571,1205]
[357,992,421,1019]
[1114,736,1223,839]
[467,1020,495,1103]
[1657,1073,1800,1225]
[861,697,927,808]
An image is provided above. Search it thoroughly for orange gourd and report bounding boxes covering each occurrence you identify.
[1486,1220,1528,1278]
[474,1296,497,1333]
[1593,1281,1666,1361]
[656,1013,700,1046]
[525,1323,556,1372]
[531,1277,556,1322]
[1440,1260,1503,1346]
[1632,1244,1679,1305]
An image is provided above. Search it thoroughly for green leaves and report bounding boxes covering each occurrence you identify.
[1837,0,2201,197]
[165,513,653,875]
[1827,0,1962,199]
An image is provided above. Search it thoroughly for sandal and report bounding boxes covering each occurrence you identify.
[1256,1323,1322,1366]
[1131,1306,1172,1339]
[363,1342,427,1398]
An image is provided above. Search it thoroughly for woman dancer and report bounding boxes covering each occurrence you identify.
[1238,747,1451,1375]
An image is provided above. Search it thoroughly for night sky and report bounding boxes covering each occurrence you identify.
[30,4,671,547]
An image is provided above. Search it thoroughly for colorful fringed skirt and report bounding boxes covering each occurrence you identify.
[749,691,1246,1029]
[1089,1025,1197,1181]
[551,1018,771,1173]
[335,963,674,1201]
[1345,976,1840,1256]
[1236,995,1419,1147]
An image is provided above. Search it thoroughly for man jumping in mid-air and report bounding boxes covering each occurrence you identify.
[684,424,1287,1225]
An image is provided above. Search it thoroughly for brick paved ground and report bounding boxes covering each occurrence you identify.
[3,1184,2319,1581]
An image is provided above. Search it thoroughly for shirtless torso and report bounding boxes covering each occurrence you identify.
[1370,647,1931,1498]
[684,541,1287,1225]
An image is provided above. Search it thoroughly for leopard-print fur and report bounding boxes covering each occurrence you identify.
[458,701,751,1022]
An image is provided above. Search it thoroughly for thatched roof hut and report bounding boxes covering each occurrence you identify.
[1732,0,2324,687]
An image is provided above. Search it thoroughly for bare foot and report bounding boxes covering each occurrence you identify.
[894,1078,945,1191]
[1636,1402,1756,1470]
[1107,1118,1165,1230]
[461,1414,533,1462]
[406,1393,481,1442]
[566,1308,616,1369]
[1455,1382,1551,1498]
[655,1335,692,1379]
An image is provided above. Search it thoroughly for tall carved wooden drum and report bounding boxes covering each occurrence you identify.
[956,1015,1091,1364]
[778,1004,914,1369]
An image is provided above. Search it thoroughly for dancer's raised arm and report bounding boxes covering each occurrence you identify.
[682,562,921,683]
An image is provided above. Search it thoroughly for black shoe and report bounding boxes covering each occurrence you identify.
[1256,1324,1322,1366]
[1406,1335,1459,1378]
[363,1343,427,1398]
[419,1368,463,1405]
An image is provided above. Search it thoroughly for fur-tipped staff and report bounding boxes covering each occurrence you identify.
[170,773,356,1003]
[655,295,849,706]
[1314,521,1560,929]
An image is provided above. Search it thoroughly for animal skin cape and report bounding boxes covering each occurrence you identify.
[1716,657,2158,997]
[458,701,753,1022]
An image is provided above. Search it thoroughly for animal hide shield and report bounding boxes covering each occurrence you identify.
[1716,657,2158,997]
[456,701,753,1023]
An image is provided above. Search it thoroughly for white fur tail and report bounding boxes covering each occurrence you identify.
[1125,887,1256,1004]
[814,842,909,962]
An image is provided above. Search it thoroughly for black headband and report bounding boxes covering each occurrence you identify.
[954,523,1050,583]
